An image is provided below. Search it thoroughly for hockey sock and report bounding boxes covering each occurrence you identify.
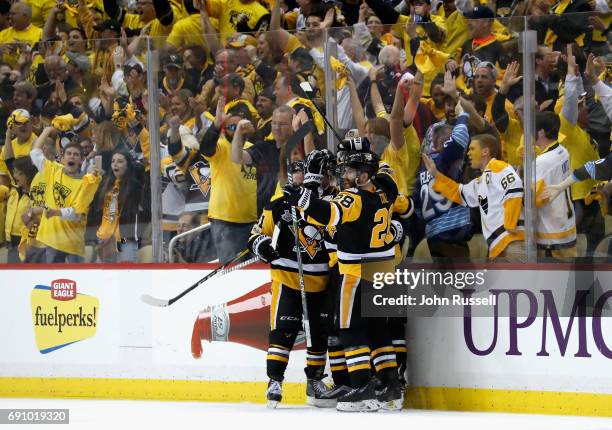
[370,345,398,382]
[368,318,398,383]
[344,345,372,388]
[267,329,297,381]
[305,349,326,379]
[328,336,350,387]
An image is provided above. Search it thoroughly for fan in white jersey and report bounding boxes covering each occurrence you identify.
[543,152,611,219]
[532,112,578,261]
[422,134,526,262]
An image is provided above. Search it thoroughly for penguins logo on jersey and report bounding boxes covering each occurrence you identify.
[289,223,323,259]
[189,160,212,197]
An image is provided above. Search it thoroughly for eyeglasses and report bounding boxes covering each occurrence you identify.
[226,123,237,132]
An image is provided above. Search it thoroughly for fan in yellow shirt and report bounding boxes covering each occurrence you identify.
[22,0,55,28]
[29,127,101,263]
[103,0,185,49]
[205,0,270,42]
[2,157,38,263]
[199,100,257,264]
[0,109,37,188]
[0,3,43,68]
[387,73,424,197]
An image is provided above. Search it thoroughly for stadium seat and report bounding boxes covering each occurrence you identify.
[413,239,432,263]
[468,234,488,261]
[139,245,153,263]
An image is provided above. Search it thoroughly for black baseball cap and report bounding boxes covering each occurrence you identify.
[165,54,183,69]
[463,5,495,19]
[94,19,122,34]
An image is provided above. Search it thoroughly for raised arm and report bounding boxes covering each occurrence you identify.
[200,96,226,158]
[43,3,62,41]
[231,119,255,165]
[267,0,290,53]
[561,44,583,126]
[30,126,56,171]
[402,71,423,128]
[585,54,612,122]
[368,66,387,117]
[494,61,522,133]
[347,77,367,136]
[78,0,95,39]
[199,1,221,58]
[389,76,406,151]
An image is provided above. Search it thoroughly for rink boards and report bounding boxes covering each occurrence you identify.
[0,264,611,416]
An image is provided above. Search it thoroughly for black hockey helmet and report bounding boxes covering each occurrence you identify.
[344,151,379,177]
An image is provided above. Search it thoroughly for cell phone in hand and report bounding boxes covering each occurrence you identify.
[94,155,102,171]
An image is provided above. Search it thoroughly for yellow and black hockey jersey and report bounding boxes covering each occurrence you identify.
[250,194,329,292]
[305,183,406,277]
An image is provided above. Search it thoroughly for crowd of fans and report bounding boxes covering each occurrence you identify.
[0,0,609,264]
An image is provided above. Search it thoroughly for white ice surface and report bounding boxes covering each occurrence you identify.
[1,398,611,430]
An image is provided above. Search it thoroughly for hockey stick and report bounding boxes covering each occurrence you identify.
[298,81,345,146]
[141,250,259,307]
[290,205,313,348]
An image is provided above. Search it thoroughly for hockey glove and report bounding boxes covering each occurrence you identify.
[283,184,312,210]
[372,170,399,203]
[304,150,326,189]
[251,236,279,263]
[389,219,404,244]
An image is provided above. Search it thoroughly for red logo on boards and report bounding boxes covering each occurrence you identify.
[51,279,77,301]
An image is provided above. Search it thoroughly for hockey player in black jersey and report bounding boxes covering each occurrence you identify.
[335,140,413,396]
[303,150,355,402]
[248,160,335,409]
[284,152,407,412]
